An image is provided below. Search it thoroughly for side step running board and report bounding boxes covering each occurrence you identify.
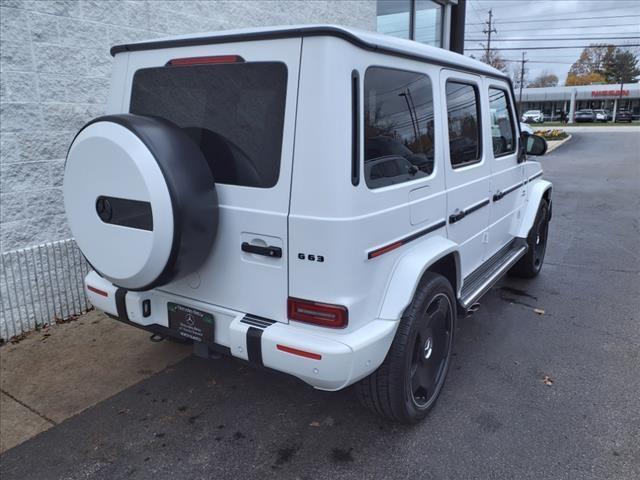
[459,240,528,309]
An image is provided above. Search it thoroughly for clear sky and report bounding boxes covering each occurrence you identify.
[464,0,640,84]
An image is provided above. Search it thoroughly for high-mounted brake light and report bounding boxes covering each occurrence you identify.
[287,297,348,328]
[167,55,244,66]
[87,285,108,297]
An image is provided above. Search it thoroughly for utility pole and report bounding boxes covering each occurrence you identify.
[482,9,497,62]
[518,52,528,110]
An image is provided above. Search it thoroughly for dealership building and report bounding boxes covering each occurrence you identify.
[520,83,640,122]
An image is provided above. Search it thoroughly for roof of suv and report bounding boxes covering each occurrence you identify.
[110,24,507,80]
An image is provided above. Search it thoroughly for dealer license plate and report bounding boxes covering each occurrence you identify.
[168,302,214,345]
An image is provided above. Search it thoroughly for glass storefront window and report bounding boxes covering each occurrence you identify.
[377,0,445,46]
[415,0,442,47]
[377,0,411,40]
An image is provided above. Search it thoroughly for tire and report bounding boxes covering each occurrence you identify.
[509,199,550,278]
[65,114,218,290]
[356,273,456,423]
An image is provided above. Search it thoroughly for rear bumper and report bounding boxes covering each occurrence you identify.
[84,271,397,391]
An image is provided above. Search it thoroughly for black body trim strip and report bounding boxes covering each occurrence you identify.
[241,314,276,329]
[246,327,264,366]
[367,219,446,260]
[449,198,490,224]
[351,69,360,186]
[115,288,129,322]
[493,181,524,202]
[110,26,510,83]
[528,171,544,182]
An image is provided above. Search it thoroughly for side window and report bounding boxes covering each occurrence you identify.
[364,67,435,189]
[489,88,516,157]
[445,81,481,168]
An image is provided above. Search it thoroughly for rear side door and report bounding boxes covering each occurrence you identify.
[122,38,302,322]
[485,80,524,258]
[440,70,492,278]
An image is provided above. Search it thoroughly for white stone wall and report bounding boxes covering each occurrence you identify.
[0,0,376,252]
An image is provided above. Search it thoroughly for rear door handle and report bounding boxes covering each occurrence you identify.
[449,209,466,224]
[241,242,282,258]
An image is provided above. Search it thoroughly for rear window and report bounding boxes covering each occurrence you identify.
[130,62,287,188]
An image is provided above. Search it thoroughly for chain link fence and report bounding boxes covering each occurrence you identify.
[0,239,91,341]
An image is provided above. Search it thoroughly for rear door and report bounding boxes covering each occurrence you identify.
[440,70,492,278]
[485,80,524,258]
[122,38,301,322]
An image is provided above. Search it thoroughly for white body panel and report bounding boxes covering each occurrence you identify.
[76,25,550,390]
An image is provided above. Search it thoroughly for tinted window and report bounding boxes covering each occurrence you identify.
[364,67,435,189]
[489,88,516,156]
[446,81,481,167]
[130,62,287,188]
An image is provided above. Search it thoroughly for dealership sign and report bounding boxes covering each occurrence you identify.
[591,89,630,97]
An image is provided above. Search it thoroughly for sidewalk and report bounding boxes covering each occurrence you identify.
[0,311,190,452]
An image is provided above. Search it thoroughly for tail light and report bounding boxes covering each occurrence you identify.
[287,297,348,328]
[167,55,244,66]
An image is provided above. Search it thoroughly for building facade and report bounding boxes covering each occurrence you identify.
[520,83,640,122]
[0,0,463,339]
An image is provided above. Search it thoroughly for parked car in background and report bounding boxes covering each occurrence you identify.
[522,110,544,124]
[615,110,633,123]
[594,109,609,122]
[574,109,596,122]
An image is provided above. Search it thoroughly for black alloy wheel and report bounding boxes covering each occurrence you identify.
[510,199,550,278]
[409,293,453,408]
[356,273,456,423]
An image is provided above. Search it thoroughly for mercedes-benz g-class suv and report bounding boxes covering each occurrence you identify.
[64,25,551,423]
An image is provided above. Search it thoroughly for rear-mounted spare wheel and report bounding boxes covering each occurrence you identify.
[64,114,218,291]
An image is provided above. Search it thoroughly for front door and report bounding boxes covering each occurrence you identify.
[440,70,492,279]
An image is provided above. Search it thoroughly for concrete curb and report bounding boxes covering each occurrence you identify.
[545,134,572,154]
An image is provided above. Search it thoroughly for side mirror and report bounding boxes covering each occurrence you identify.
[522,132,547,156]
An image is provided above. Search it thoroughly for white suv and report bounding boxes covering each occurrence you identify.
[64,25,551,423]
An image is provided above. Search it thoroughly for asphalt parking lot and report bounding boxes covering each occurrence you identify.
[2,131,639,479]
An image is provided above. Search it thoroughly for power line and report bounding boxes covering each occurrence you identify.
[467,14,640,25]
[472,23,640,33]
[466,44,640,51]
[465,3,640,24]
[466,36,640,42]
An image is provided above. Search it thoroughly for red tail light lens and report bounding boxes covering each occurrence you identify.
[287,297,348,328]
[87,285,108,297]
[167,55,244,66]
[277,344,322,360]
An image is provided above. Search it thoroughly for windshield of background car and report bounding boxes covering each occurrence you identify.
[130,62,287,188]
[363,67,435,189]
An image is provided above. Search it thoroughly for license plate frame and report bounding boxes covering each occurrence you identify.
[168,302,214,345]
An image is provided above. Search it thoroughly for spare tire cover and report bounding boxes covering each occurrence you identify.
[64,114,218,291]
